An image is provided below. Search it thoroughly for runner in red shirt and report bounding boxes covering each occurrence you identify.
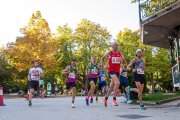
[102,42,126,107]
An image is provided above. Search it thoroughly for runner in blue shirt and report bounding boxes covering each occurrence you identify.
[96,65,107,103]
[119,64,132,104]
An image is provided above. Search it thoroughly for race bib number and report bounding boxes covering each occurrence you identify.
[123,73,127,77]
[112,57,120,64]
[31,69,40,81]
[31,76,39,81]
[91,69,97,74]
[101,76,106,81]
[69,73,75,78]
[137,68,144,74]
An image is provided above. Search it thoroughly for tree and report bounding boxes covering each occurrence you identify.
[5,11,59,88]
[0,48,17,92]
[153,48,172,91]
[117,28,143,63]
[74,19,111,90]
[117,28,172,92]
[54,24,75,87]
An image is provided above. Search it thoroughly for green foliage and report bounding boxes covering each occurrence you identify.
[4,11,59,91]
[74,19,111,88]
[117,28,172,91]
[132,0,179,18]
[143,93,180,101]
[1,11,174,93]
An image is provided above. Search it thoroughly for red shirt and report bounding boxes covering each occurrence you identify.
[108,51,122,73]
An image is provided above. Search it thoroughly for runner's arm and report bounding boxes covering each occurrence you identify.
[39,68,44,77]
[120,68,123,76]
[86,63,90,75]
[76,67,80,75]
[127,59,135,71]
[97,63,101,72]
[121,53,127,65]
[101,51,110,66]
[28,69,31,81]
[62,66,70,75]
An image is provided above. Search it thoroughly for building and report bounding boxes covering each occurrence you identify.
[138,0,180,87]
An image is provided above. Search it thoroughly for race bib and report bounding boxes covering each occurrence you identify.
[112,57,120,64]
[91,69,97,74]
[101,76,106,81]
[122,73,127,77]
[69,73,75,78]
[31,76,39,81]
[137,68,144,74]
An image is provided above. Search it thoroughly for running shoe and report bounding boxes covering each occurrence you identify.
[140,104,147,110]
[72,103,75,108]
[127,100,132,104]
[85,98,89,106]
[28,101,32,106]
[112,99,118,106]
[90,98,93,103]
[103,98,108,107]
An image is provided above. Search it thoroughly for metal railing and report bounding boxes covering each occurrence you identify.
[139,0,179,22]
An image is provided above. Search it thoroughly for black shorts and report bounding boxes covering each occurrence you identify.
[88,78,97,85]
[98,82,106,90]
[66,82,76,89]
[29,81,39,91]
[134,73,146,84]
[119,76,128,88]
[108,72,120,79]
[40,85,43,89]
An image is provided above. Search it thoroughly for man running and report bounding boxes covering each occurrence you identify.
[119,64,132,104]
[28,61,44,106]
[62,59,80,108]
[102,42,126,107]
[96,65,107,103]
[85,55,100,106]
[127,49,146,110]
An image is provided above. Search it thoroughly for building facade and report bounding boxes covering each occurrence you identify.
[138,0,180,87]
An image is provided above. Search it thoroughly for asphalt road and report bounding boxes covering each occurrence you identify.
[0,96,180,120]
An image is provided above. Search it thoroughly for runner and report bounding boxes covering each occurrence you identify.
[28,61,44,106]
[102,42,126,107]
[127,49,146,110]
[119,64,132,104]
[96,65,107,103]
[54,83,59,96]
[62,59,80,108]
[85,55,100,106]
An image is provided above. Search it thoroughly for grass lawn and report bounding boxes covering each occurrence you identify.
[142,92,180,102]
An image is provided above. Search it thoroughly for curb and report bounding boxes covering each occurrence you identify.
[136,96,180,106]
[156,96,180,105]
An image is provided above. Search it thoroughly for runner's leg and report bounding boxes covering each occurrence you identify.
[72,87,76,108]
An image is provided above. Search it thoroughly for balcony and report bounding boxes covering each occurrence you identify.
[139,0,180,48]
[139,0,179,22]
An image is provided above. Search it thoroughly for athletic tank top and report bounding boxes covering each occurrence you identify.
[98,70,106,83]
[134,58,145,74]
[88,62,98,78]
[108,51,121,73]
[121,68,127,78]
[66,65,77,83]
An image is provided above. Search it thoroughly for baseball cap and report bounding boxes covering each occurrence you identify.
[136,49,142,54]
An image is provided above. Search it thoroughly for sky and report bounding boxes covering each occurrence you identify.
[0,0,140,46]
